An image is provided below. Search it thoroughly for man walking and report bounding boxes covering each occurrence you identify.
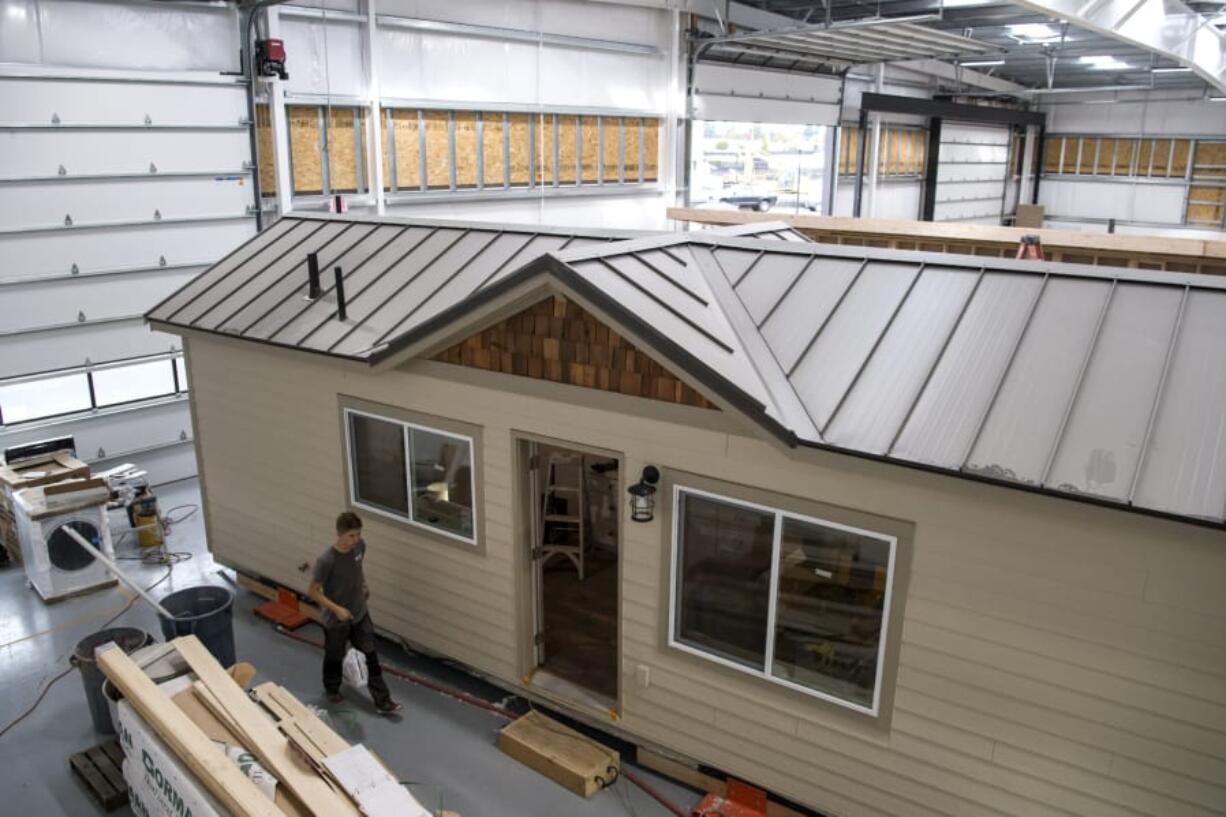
[308,511,402,714]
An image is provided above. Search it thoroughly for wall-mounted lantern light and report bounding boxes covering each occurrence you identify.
[628,465,660,523]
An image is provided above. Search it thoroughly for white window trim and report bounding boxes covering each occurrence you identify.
[343,407,479,546]
[667,483,897,718]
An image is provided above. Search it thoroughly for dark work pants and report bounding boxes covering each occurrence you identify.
[322,613,392,707]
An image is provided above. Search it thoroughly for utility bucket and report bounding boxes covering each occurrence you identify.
[73,626,154,734]
[158,585,236,668]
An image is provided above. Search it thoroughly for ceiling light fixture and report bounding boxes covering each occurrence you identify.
[1079,55,1130,70]
[1007,23,1062,43]
[961,59,1005,67]
[941,0,996,7]
[1151,66,1191,73]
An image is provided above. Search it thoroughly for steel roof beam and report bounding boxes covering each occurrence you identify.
[1008,0,1226,92]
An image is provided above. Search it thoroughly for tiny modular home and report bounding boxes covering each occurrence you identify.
[149,213,1226,817]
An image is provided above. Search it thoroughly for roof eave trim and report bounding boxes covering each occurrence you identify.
[793,437,1226,532]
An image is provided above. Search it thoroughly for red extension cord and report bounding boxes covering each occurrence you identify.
[274,626,691,817]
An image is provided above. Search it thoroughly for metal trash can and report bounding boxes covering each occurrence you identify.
[158,585,236,668]
[73,627,154,734]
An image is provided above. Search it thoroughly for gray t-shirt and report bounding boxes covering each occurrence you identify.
[312,540,368,627]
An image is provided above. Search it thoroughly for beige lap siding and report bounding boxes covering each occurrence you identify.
[185,335,1226,817]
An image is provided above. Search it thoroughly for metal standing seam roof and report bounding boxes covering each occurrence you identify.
[144,213,806,362]
[148,214,1226,527]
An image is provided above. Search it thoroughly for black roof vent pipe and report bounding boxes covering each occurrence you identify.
[307,252,321,299]
[334,266,347,321]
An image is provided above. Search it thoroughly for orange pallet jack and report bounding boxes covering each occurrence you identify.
[254,585,313,630]
[693,779,768,817]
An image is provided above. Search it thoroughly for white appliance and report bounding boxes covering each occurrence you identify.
[13,486,116,602]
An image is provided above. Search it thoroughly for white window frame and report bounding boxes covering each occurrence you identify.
[668,484,898,717]
[343,407,479,546]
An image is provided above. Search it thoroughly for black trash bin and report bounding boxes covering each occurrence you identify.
[158,585,236,668]
[73,627,155,734]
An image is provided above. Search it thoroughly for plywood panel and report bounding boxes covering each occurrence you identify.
[255,103,275,197]
[624,117,641,181]
[392,109,420,190]
[454,111,478,188]
[1043,138,1063,174]
[841,125,860,176]
[1186,185,1226,224]
[644,118,660,182]
[1192,141,1226,178]
[422,111,450,189]
[288,105,323,195]
[327,107,361,193]
[558,115,578,184]
[580,115,599,183]
[482,112,506,187]
[1135,139,1154,177]
[1093,138,1114,175]
[1061,137,1081,174]
[1169,139,1190,178]
[1112,139,1135,176]
[534,113,551,186]
[508,113,531,186]
[603,116,620,182]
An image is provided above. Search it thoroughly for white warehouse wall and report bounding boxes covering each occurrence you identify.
[0,0,685,481]
[1036,90,1226,238]
[276,0,682,230]
[0,0,255,483]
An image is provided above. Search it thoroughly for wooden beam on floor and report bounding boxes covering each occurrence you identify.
[96,645,285,817]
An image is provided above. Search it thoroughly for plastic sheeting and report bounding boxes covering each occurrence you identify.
[0,0,238,72]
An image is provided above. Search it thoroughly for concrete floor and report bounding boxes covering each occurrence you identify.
[0,479,702,816]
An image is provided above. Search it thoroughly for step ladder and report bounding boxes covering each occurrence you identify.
[539,452,586,580]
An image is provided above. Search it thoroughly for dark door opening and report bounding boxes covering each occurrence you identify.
[526,440,619,703]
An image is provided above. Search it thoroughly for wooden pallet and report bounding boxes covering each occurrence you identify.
[69,740,128,812]
[498,709,620,798]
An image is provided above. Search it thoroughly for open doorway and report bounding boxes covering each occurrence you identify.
[521,438,620,707]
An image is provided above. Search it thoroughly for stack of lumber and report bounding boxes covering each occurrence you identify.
[98,635,445,817]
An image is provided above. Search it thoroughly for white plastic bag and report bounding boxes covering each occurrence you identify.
[342,647,368,688]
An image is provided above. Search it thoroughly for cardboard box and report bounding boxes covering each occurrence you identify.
[116,677,228,817]
[0,451,90,563]
[1015,203,1045,229]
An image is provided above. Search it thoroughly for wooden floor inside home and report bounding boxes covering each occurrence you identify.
[542,548,619,702]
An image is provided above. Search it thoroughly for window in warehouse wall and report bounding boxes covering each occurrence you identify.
[0,355,188,427]
[692,120,827,214]
[255,103,276,198]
